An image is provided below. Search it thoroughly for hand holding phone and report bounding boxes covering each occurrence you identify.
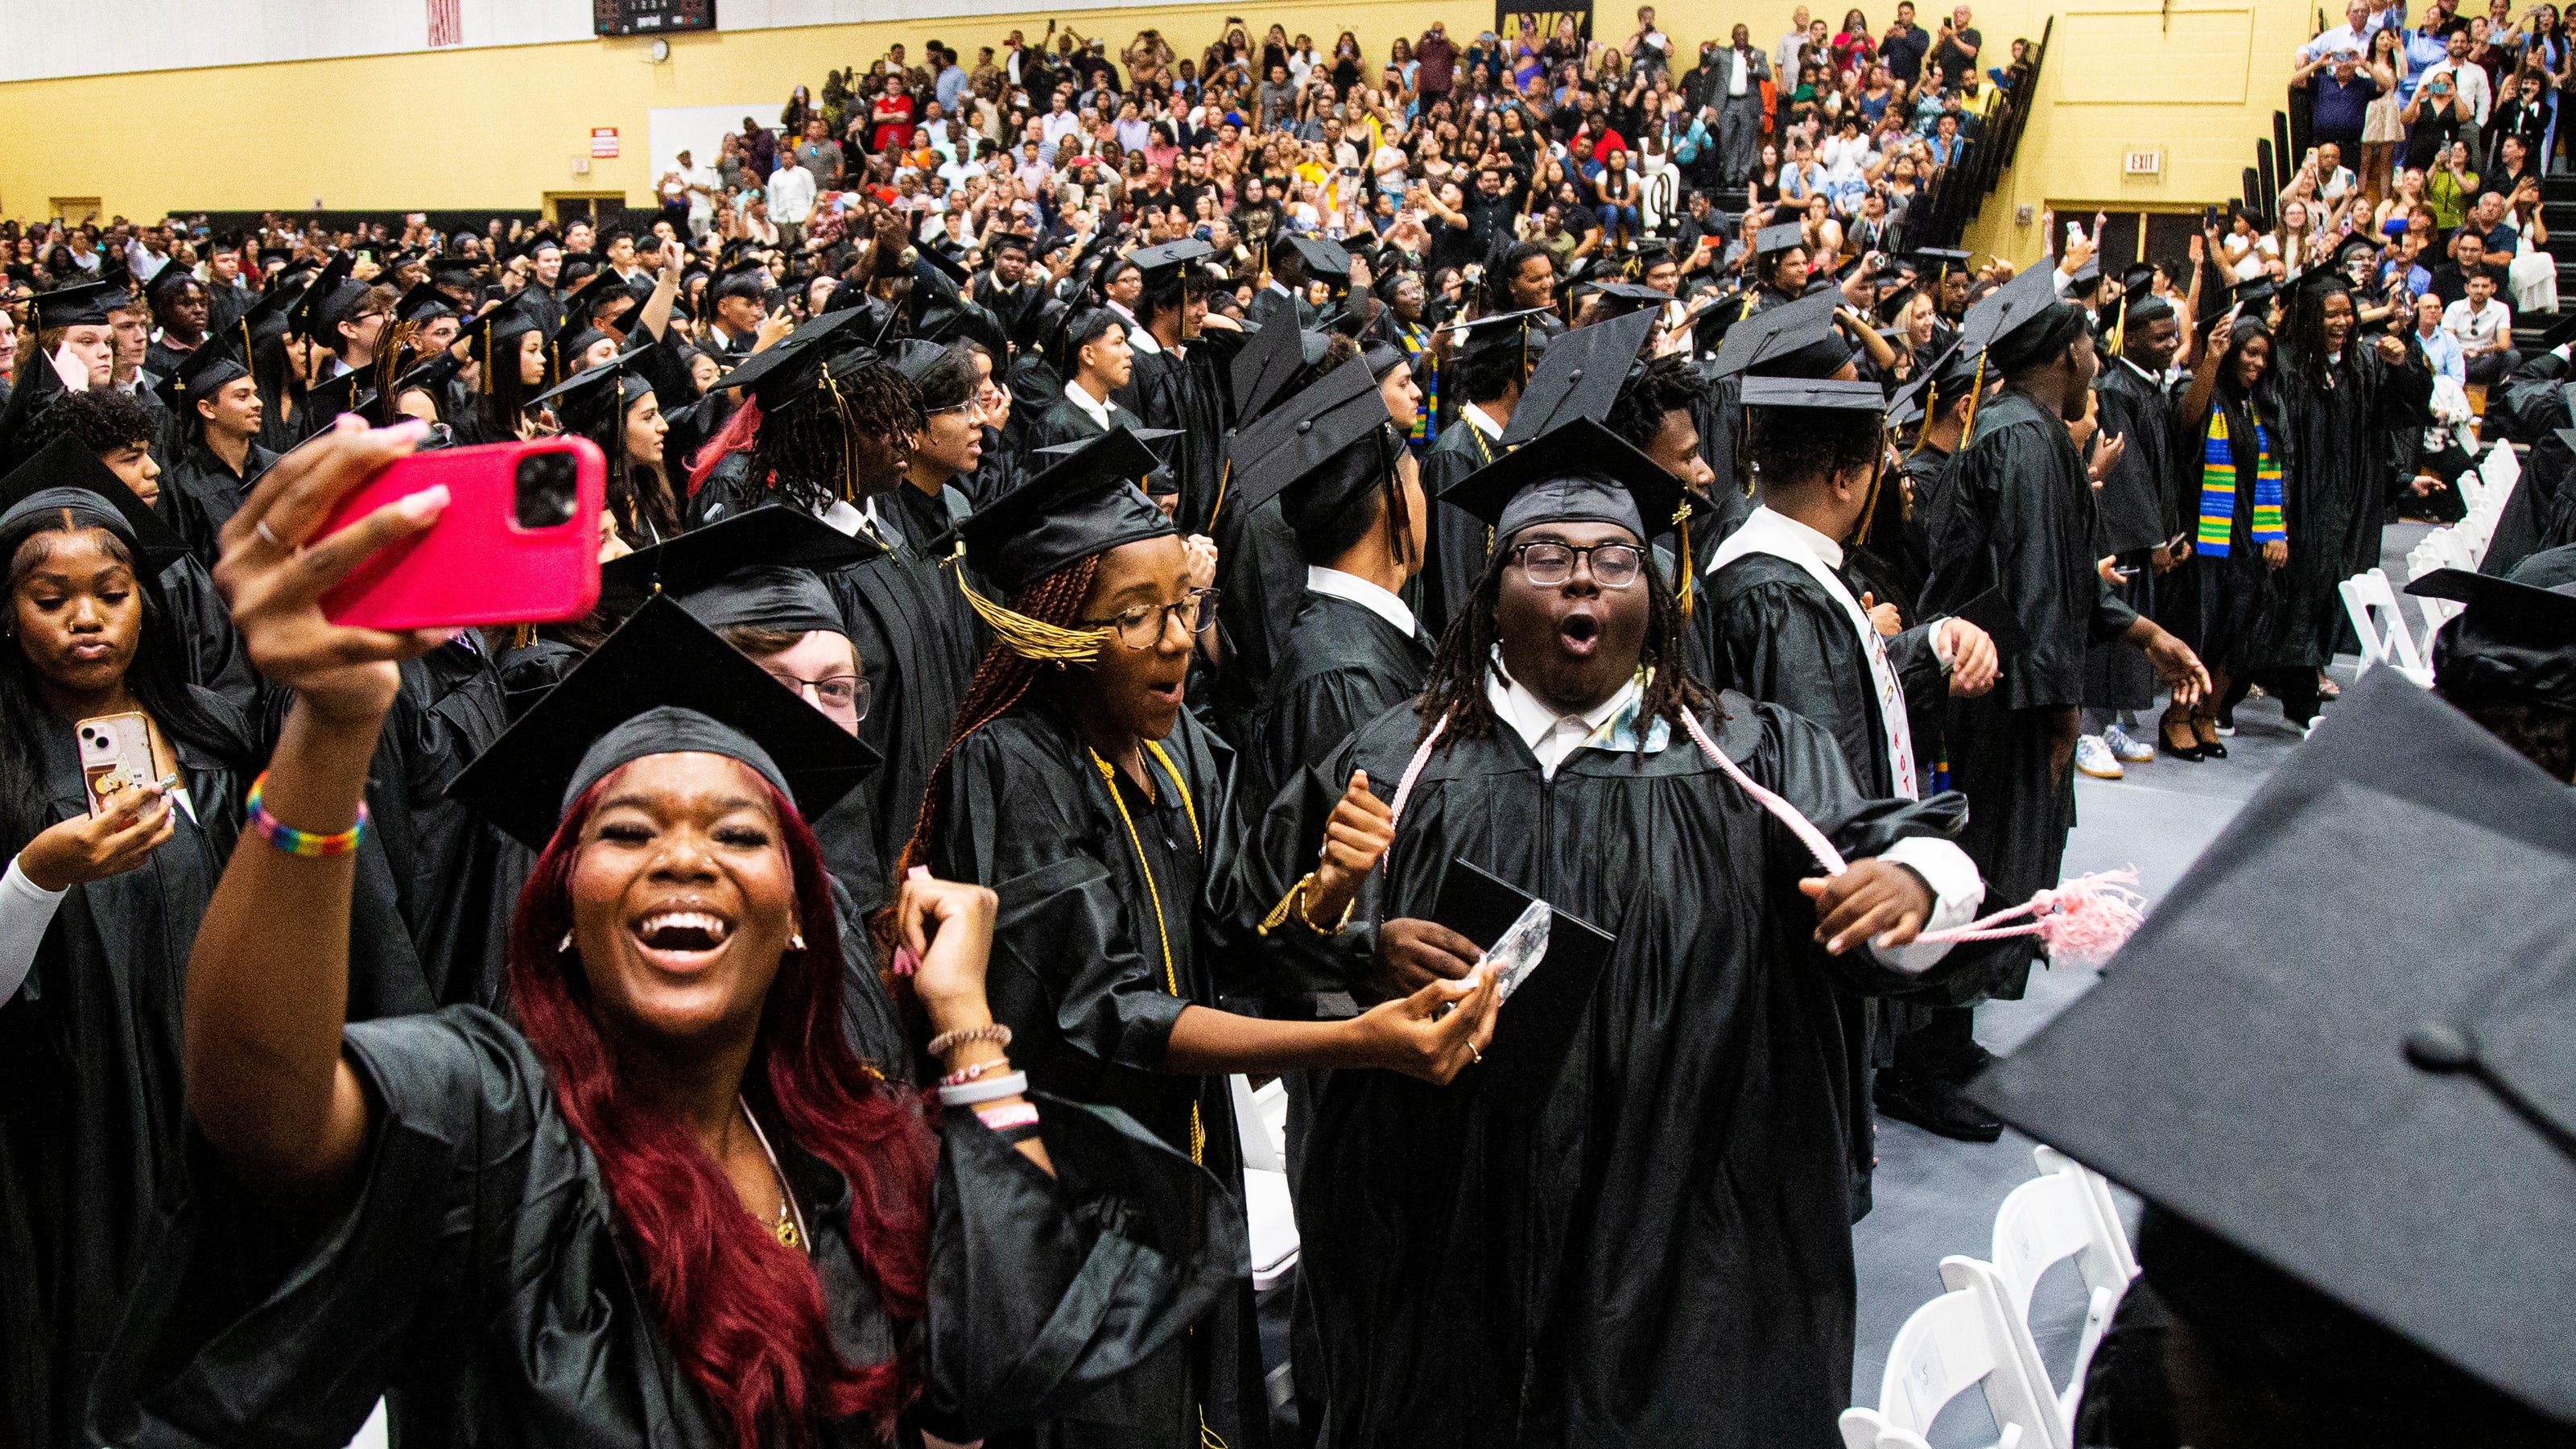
[18,747,174,890]
[314,436,604,632]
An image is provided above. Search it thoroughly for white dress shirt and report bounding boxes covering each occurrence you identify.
[1062,378,1115,431]
[1306,565,1418,638]
[1484,654,1641,781]
[1459,402,1506,440]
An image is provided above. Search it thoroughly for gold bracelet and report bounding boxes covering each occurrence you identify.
[1257,872,1352,937]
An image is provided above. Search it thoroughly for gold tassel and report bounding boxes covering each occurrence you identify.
[959,580,1113,663]
[1672,500,1695,616]
[1852,425,1890,547]
[511,622,535,649]
[1959,353,1991,444]
[1905,381,1940,458]
[478,318,494,394]
[1206,457,1232,530]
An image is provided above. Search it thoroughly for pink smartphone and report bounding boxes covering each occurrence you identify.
[316,436,605,631]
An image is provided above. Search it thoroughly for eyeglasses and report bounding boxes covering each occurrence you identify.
[1510,540,1646,588]
[765,670,870,718]
[1081,587,1220,649]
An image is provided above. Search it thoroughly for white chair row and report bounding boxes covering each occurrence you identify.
[2341,568,2435,688]
[1233,1074,1299,1290]
[1841,1147,2139,1449]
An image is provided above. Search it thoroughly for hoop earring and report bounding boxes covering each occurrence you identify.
[558,932,574,953]
[790,931,807,952]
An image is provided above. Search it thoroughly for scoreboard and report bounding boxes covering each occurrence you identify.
[594,0,715,36]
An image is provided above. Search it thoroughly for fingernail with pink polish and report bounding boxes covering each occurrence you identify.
[397,485,450,522]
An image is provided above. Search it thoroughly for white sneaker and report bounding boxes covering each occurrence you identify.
[2074,735,2124,779]
[2103,723,2155,763]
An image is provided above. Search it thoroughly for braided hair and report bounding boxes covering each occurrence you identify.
[894,553,1104,877]
[1414,533,1711,746]
[749,361,926,516]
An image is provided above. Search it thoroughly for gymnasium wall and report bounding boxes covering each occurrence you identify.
[0,0,2301,270]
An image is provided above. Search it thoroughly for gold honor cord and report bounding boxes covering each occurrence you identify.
[1081,741,1224,1449]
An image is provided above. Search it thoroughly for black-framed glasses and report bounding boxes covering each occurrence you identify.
[1082,588,1220,649]
[766,670,871,719]
[1509,540,1645,588]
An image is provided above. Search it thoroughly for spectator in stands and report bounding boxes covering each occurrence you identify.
[1415,22,1455,104]
[768,149,817,249]
[2298,45,2382,158]
[1930,5,1980,88]
[2359,28,2408,205]
[2398,0,2462,103]
[2415,287,2467,383]
[1880,1,1931,84]
[2427,136,2483,227]
[2429,221,2506,301]
[1715,25,1772,184]
[2442,266,2517,382]
[2489,74,2551,182]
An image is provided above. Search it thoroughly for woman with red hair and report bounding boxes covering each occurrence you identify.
[92,419,1239,1449]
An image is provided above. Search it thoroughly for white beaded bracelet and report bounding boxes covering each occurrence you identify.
[937,1070,1029,1107]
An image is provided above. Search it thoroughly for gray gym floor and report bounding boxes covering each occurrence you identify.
[1847,522,2434,1440]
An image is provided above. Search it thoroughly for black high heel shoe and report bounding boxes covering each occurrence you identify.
[2193,716,2228,759]
[2159,717,2205,762]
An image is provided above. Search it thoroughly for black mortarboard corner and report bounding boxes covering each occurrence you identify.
[1911,247,1972,280]
[1229,316,1318,428]
[600,504,880,625]
[956,426,1174,600]
[1430,857,1616,1108]
[712,306,880,413]
[155,338,253,416]
[1449,306,1554,371]
[1711,287,1853,381]
[1132,237,1214,292]
[529,349,654,437]
[1754,222,1808,259]
[1441,417,1684,547]
[0,436,191,578]
[28,279,120,332]
[1964,266,2087,374]
[1969,669,2576,1431]
[447,594,879,851]
[1502,308,1659,445]
[290,254,362,345]
[1582,280,1678,320]
[2405,555,2576,711]
[461,299,547,383]
[1224,360,1396,526]
[1886,336,1979,430]
[2231,275,2281,314]
[1270,233,1352,283]
[394,280,456,324]
[1740,376,1887,412]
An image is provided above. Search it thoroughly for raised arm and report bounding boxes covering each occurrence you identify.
[187,419,454,1211]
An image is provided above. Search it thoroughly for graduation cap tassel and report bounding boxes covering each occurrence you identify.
[1852,426,1890,547]
[960,584,1117,664]
[1673,502,1695,617]
[479,318,495,394]
[1905,382,1940,459]
[1958,353,1990,444]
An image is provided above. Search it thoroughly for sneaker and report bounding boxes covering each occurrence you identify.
[2103,723,2155,763]
[2074,734,2124,778]
[1873,1071,2006,1143]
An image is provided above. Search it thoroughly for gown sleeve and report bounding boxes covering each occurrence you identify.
[89,1008,556,1449]
[934,728,1190,1076]
[919,1100,1247,1437]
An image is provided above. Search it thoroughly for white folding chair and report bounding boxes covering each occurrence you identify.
[2454,471,2491,514]
[2341,568,2434,687]
[1231,1075,1299,1290]
[2480,438,2522,495]
[1988,1146,2140,1435]
[1840,1257,2066,1449]
[349,1401,390,1449]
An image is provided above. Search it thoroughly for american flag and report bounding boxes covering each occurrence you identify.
[427,0,462,47]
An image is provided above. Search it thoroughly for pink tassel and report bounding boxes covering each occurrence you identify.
[1913,869,2147,968]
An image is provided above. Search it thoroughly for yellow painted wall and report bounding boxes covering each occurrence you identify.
[0,0,2297,255]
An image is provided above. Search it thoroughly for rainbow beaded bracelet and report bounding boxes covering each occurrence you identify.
[244,770,369,857]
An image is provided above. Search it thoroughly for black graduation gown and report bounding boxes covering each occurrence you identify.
[1026,392,1147,453]
[960,424,1026,510]
[1127,336,1241,537]
[1417,415,1503,645]
[1852,441,1945,620]
[0,692,244,1449]
[159,437,276,568]
[2085,361,2182,712]
[1242,695,1971,1449]
[828,490,986,888]
[151,553,262,720]
[1207,494,1307,748]
[91,1009,1248,1449]
[361,640,520,1011]
[928,704,1269,1449]
[2271,349,2429,667]
[2485,356,2576,574]
[1918,389,2139,1002]
[1245,587,1435,806]
[1700,547,1952,1220]
[2172,390,2298,679]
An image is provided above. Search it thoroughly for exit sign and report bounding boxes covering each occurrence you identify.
[2124,150,2162,175]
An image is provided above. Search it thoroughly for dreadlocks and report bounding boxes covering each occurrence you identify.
[1604,353,1706,449]
[748,361,925,516]
[1414,538,1711,746]
[894,553,1104,878]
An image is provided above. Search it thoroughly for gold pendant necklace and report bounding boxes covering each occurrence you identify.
[738,1096,808,1253]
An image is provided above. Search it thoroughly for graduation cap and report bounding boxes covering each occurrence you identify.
[1959,265,2087,374]
[447,594,879,851]
[1740,376,1887,412]
[0,435,191,577]
[1500,308,1658,446]
[303,367,380,427]
[1582,280,1678,320]
[707,305,877,412]
[2406,559,2576,710]
[1968,669,2576,1430]
[142,263,200,311]
[1223,359,1392,522]
[1911,247,1972,281]
[1710,287,1853,381]
[1753,223,1808,259]
[1037,425,1186,497]
[27,278,120,331]
[709,258,770,303]
[600,503,881,624]
[529,348,654,436]
[956,427,1173,599]
[288,254,360,344]
[394,280,456,324]
[1132,237,1213,291]
[387,349,464,407]
[1885,336,1981,430]
[2231,275,2281,314]
[1440,417,1684,548]
[1229,317,1317,428]
[461,298,547,376]
[1449,305,1554,372]
[1270,233,1350,282]
[154,338,253,416]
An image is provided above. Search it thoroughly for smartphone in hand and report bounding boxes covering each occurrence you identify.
[315,436,605,631]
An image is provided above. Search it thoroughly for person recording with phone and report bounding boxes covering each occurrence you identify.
[0,441,257,1449]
